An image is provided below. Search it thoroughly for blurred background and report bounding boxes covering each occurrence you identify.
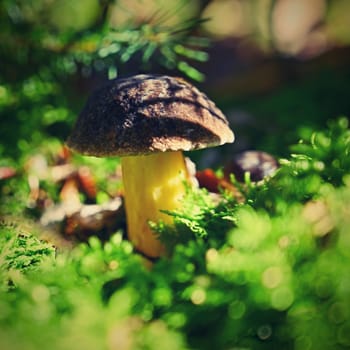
[1,0,350,168]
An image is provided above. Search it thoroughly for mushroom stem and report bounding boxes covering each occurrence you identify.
[121,151,189,258]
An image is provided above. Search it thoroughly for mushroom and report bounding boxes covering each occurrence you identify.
[67,74,234,257]
[224,151,279,183]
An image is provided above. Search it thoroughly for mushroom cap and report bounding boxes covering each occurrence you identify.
[67,74,234,156]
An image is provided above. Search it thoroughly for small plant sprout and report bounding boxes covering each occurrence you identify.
[67,74,234,257]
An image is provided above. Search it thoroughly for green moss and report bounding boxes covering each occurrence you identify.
[1,119,350,349]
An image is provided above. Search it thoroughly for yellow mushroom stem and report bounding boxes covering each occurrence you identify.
[121,151,189,258]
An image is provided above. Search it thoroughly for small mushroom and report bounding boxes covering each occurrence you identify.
[67,74,234,257]
[224,151,278,183]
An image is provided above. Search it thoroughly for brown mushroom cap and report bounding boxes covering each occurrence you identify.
[67,74,234,156]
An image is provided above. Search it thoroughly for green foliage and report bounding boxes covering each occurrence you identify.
[152,186,236,253]
[100,20,209,82]
[0,228,186,350]
[233,117,350,216]
[0,225,55,291]
[1,1,208,81]
[1,118,350,349]
[291,117,350,186]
